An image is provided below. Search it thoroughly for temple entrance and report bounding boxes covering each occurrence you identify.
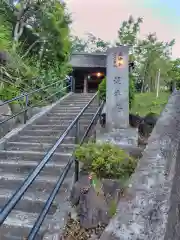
[72,68,106,93]
[70,52,134,93]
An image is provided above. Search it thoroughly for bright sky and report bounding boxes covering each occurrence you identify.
[66,0,180,59]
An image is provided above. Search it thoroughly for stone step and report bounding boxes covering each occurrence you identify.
[66,99,95,102]
[27,124,74,131]
[28,124,88,132]
[0,188,64,214]
[34,116,94,125]
[51,102,97,107]
[44,115,94,123]
[50,107,98,114]
[20,129,74,137]
[0,150,71,163]
[63,95,94,98]
[42,112,95,121]
[63,96,94,100]
[5,142,76,153]
[54,106,97,110]
[20,127,87,137]
[63,98,94,102]
[57,102,93,107]
[0,159,71,176]
[33,118,91,125]
[54,105,98,110]
[9,135,75,144]
[60,98,95,102]
[0,172,72,193]
[0,210,47,240]
[47,111,96,116]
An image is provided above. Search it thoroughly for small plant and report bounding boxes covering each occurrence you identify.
[98,77,106,101]
[109,199,117,217]
[75,142,137,179]
[152,101,157,106]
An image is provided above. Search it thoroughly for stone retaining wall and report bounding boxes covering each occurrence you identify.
[100,90,180,240]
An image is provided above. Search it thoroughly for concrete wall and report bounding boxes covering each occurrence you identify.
[100,90,180,240]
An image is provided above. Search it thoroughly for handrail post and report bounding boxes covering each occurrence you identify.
[70,76,73,92]
[98,92,100,106]
[71,76,75,93]
[24,93,29,124]
[74,120,80,182]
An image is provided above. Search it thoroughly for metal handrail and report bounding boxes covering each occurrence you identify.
[26,78,67,97]
[0,92,98,226]
[0,78,72,125]
[0,78,67,107]
[0,85,70,125]
[0,94,25,106]
[28,101,104,239]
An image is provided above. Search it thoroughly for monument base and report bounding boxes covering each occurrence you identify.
[96,124,138,149]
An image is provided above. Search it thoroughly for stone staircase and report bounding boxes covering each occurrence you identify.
[0,93,98,239]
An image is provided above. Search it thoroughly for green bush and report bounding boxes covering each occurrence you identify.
[98,77,106,101]
[75,142,137,179]
[98,75,135,109]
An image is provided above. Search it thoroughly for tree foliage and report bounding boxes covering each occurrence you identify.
[71,32,110,53]
[116,15,175,92]
[116,15,142,49]
[0,0,71,103]
[167,58,180,90]
[1,4,177,104]
[136,33,174,92]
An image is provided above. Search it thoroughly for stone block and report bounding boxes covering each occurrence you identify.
[0,100,12,116]
[106,47,129,130]
[78,186,109,229]
[96,128,138,148]
[0,100,15,138]
[70,174,123,230]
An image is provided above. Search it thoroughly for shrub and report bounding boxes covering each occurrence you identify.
[75,142,137,179]
[98,75,135,109]
[98,77,106,101]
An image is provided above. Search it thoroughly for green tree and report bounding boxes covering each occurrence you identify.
[116,15,143,49]
[136,33,174,92]
[0,0,72,103]
[167,58,180,89]
[71,32,110,53]
[116,15,175,93]
[71,35,87,52]
[84,33,110,52]
[116,15,141,104]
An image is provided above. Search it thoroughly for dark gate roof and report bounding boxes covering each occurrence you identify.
[70,52,134,71]
[70,52,107,68]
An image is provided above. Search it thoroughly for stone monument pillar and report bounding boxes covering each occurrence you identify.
[106,46,129,131]
[96,46,138,148]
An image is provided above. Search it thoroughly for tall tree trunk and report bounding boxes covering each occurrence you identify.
[13,0,31,46]
[13,21,24,49]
